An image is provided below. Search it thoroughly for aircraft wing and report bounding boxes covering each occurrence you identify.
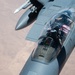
[26,1,63,42]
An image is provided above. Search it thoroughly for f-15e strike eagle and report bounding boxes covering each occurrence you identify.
[14,0,75,75]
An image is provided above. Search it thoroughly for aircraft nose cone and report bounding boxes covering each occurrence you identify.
[15,16,29,30]
[15,22,27,30]
[15,8,38,30]
[15,23,22,30]
[15,22,26,30]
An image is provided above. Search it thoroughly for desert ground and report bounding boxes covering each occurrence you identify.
[0,0,75,75]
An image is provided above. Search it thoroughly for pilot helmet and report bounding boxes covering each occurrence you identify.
[61,10,71,18]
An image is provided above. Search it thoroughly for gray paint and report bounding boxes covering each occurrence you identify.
[15,0,75,75]
[26,2,62,42]
[26,0,75,42]
[64,23,75,58]
[20,54,59,75]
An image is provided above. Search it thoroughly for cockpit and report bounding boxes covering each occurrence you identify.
[31,10,73,64]
[50,10,73,42]
[31,36,60,64]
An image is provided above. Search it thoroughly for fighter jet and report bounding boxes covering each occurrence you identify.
[14,0,75,75]
[14,0,54,30]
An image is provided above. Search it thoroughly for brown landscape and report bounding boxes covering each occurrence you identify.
[0,0,75,75]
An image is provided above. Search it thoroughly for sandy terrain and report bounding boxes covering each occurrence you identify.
[0,0,75,75]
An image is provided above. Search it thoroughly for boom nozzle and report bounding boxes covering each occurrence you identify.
[14,0,31,14]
